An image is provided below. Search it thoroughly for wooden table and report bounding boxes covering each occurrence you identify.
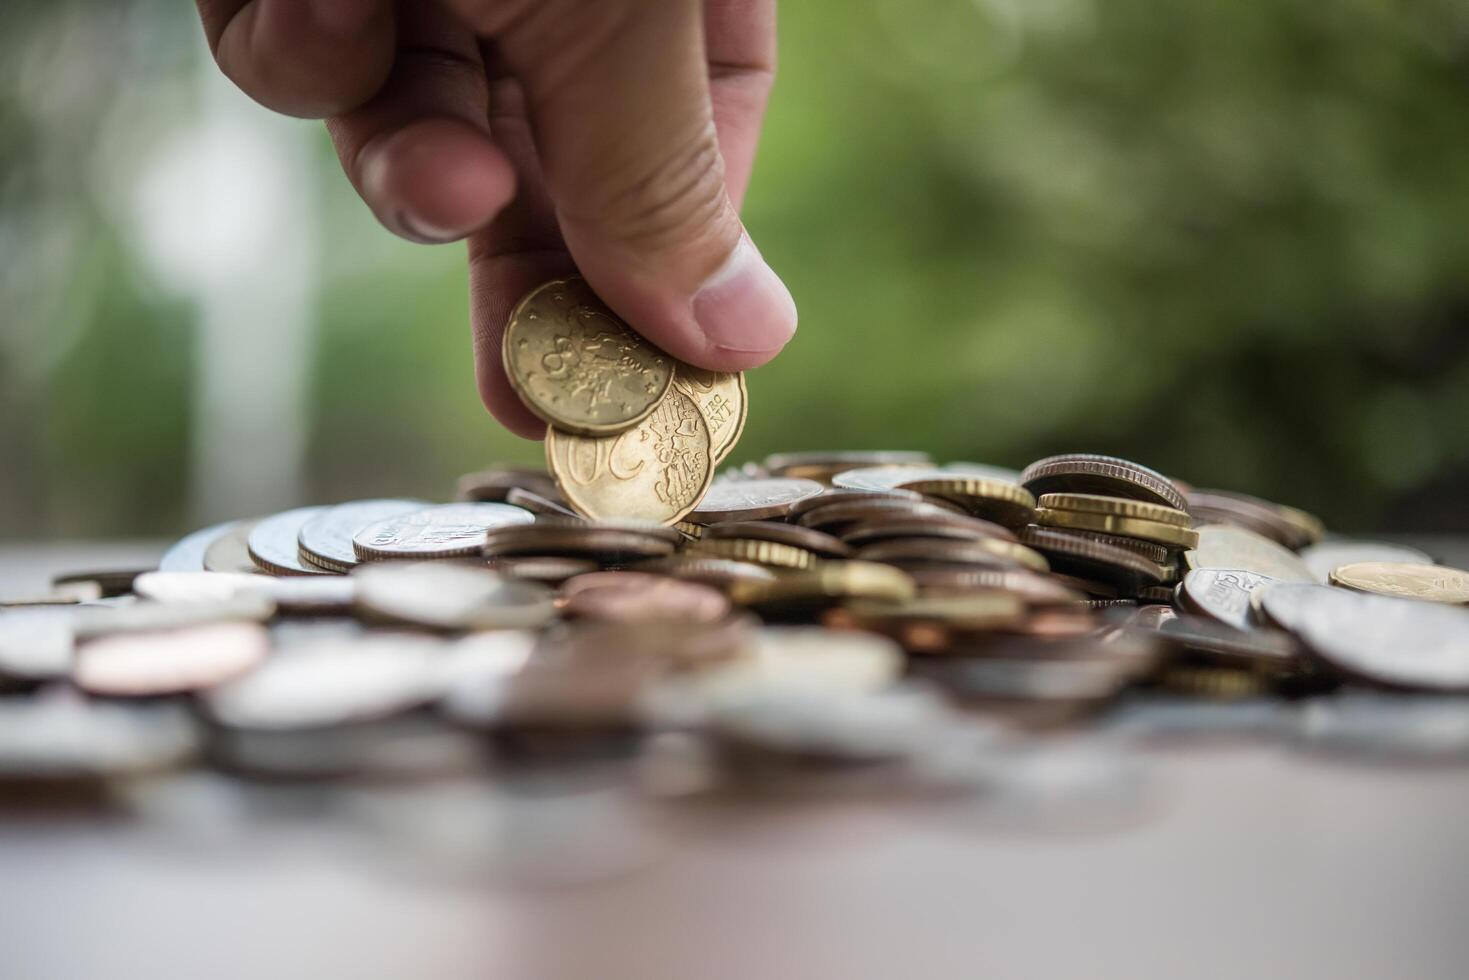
[3,541,1468,980]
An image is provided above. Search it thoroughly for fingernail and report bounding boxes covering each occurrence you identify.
[692,235,798,354]
[309,0,378,36]
[397,209,465,245]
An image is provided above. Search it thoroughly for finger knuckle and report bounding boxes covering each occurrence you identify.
[583,122,733,253]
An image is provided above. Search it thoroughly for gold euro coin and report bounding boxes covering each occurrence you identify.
[546,388,714,525]
[672,364,747,464]
[1035,507,1200,550]
[1036,492,1191,528]
[1329,562,1469,604]
[504,277,674,436]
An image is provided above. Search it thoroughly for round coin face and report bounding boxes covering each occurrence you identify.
[74,621,270,697]
[547,388,714,524]
[1020,453,1186,511]
[504,276,674,435]
[354,562,555,631]
[672,366,747,464]
[203,521,261,574]
[1185,525,1314,583]
[248,507,334,576]
[1260,584,1469,692]
[832,463,1013,493]
[159,520,246,573]
[1180,569,1279,630]
[1329,562,1469,604]
[1300,541,1435,584]
[297,498,425,571]
[688,477,825,522]
[353,502,533,560]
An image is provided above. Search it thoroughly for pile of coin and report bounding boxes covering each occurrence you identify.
[503,276,747,525]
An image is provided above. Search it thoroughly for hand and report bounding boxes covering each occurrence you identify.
[195,0,797,437]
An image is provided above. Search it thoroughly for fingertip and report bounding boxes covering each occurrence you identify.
[361,118,517,243]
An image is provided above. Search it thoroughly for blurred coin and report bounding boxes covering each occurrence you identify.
[75,596,275,638]
[841,593,1028,631]
[546,388,713,524]
[856,537,1049,573]
[1019,527,1166,593]
[785,488,924,520]
[1020,526,1169,564]
[1179,569,1279,630]
[1259,584,1469,691]
[560,572,730,623]
[694,537,818,570]
[1034,508,1199,549]
[840,514,1017,546]
[52,569,146,599]
[504,276,674,435]
[160,519,246,573]
[832,462,1019,492]
[485,555,599,584]
[354,502,534,561]
[1328,562,1469,604]
[907,567,1087,604]
[673,365,747,463]
[74,621,269,697]
[248,506,334,576]
[1275,504,1327,550]
[1300,540,1435,583]
[203,521,261,574]
[1156,665,1269,699]
[897,478,1037,529]
[688,477,825,522]
[795,496,967,533]
[0,607,80,683]
[1020,453,1186,511]
[1159,613,1299,673]
[354,562,554,631]
[456,465,562,503]
[504,487,581,519]
[1297,692,1469,761]
[0,692,198,782]
[1185,524,1314,582]
[134,571,356,614]
[708,686,951,766]
[767,450,930,477]
[297,498,425,572]
[729,561,916,616]
[629,556,778,589]
[701,520,853,558]
[1186,489,1322,551]
[205,633,447,730]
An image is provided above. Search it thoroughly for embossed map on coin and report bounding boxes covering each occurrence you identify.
[504,276,674,435]
[547,389,713,524]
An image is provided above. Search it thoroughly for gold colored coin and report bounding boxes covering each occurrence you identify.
[546,388,714,525]
[1329,562,1469,604]
[728,561,917,609]
[1036,493,1191,528]
[895,478,1037,528]
[694,537,818,570]
[1035,508,1200,550]
[504,277,674,435]
[672,364,747,464]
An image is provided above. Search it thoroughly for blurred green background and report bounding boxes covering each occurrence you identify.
[4,0,1469,539]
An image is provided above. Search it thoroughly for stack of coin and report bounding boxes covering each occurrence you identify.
[502,277,747,525]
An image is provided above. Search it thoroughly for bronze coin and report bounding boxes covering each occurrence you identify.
[628,556,779,589]
[854,537,1049,574]
[560,572,731,623]
[839,514,1018,546]
[701,521,853,558]
[482,523,678,560]
[1019,526,1167,594]
[1020,453,1187,511]
[794,497,967,533]
[688,478,826,522]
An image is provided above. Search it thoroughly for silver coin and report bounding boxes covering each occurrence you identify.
[707,685,954,763]
[247,507,333,576]
[74,595,275,638]
[1299,540,1436,584]
[353,562,555,631]
[1297,692,1469,760]
[1184,524,1314,583]
[1180,569,1279,630]
[159,520,246,573]
[0,692,199,779]
[1262,584,1469,692]
[0,607,80,682]
[203,521,261,574]
[832,463,1020,493]
[687,478,825,522]
[297,498,426,571]
[204,633,448,730]
[134,571,356,613]
[353,502,533,560]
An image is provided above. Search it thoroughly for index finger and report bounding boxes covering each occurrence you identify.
[196,0,396,118]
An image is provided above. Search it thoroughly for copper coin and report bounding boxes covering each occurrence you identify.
[795,497,967,533]
[1019,526,1167,594]
[689,478,826,522]
[839,514,1017,546]
[561,573,731,623]
[482,524,677,561]
[74,621,270,697]
[701,521,853,558]
[1020,453,1186,511]
[784,488,925,521]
